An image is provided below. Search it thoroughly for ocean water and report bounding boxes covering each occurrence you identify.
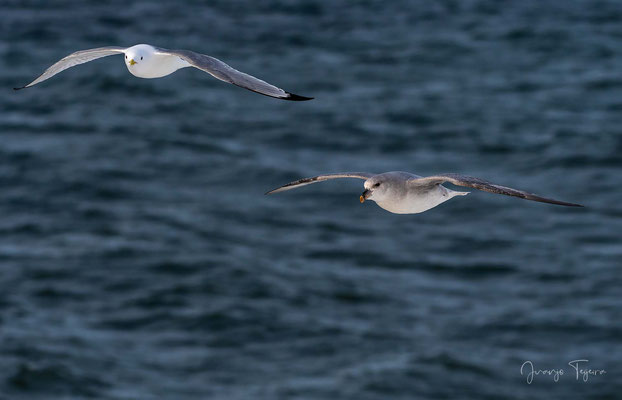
[1,1,621,399]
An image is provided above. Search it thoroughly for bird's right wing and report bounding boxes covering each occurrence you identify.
[409,173,583,207]
[15,46,126,90]
[266,173,374,194]
[159,48,313,101]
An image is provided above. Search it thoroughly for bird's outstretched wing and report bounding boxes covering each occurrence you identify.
[14,47,126,90]
[159,49,313,101]
[266,173,374,194]
[410,174,583,207]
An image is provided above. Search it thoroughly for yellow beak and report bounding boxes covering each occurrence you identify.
[360,189,371,203]
[129,59,137,65]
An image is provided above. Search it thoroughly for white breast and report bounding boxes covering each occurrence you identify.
[127,53,190,79]
[376,185,465,214]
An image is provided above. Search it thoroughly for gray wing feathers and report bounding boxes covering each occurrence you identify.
[163,49,312,101]
[266,173,374,195]
[15,46,126,89]
[412,174,583,207]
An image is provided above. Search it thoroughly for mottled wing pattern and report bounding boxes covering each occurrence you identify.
[266,173,374,194]
[410,174,583,207]
[160,49,312,101]
[15,46,126,89]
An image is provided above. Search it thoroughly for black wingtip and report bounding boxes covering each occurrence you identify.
[554,201,584,207]
[14,86,25,91]
[283,92,313,101]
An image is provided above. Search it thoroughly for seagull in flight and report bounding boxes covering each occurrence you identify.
[14,44,313,101]
[266,171,583,214]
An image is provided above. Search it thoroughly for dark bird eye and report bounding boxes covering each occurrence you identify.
[374,183,381,187]
[140,56,143,60]
[125,55,127,59]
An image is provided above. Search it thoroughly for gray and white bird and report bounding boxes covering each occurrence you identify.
[14,44,312,101]
[266,171,583,214]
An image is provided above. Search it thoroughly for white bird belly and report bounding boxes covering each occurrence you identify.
[128,54,190,79]
[376,185,456,214]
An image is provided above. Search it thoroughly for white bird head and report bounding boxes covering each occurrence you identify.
[124,44,154,74]
[361,172,407,204]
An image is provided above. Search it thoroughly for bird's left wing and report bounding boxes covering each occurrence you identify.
[266,173,374,194]
[409,174,583,207]
[15,46,126,89]
[158,48,313,101]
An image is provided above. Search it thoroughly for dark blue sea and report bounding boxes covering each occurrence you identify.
[1,1,621,399]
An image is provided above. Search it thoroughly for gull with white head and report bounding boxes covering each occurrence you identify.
[266,171,583,214]
[14,44,312,101]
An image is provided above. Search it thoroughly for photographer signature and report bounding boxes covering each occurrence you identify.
[520,360,606,384]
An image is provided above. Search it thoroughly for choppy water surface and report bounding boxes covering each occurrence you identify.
[1,1,621,399]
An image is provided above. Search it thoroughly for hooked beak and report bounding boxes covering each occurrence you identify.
[360,189,371,203]
[129,59,137,65]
